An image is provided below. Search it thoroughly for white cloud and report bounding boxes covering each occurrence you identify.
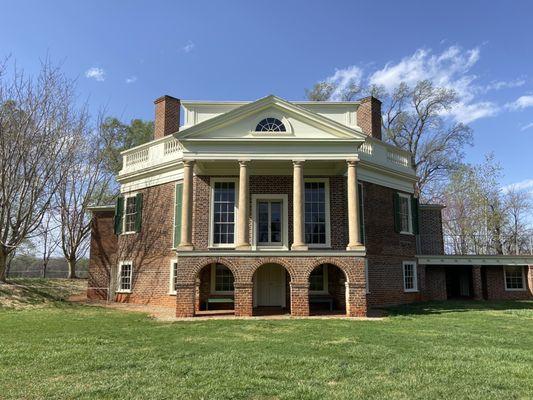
[125,76,137,84]
[506,95,533,110]
[502,179,533,193]
[183,41,195,53]
[520,122,533,131]
[446,101,500,124]
[484,78,525,91]
[85,67,105,82]
[326,66,363,100]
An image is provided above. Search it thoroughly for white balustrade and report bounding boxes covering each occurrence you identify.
[121,136,183,174]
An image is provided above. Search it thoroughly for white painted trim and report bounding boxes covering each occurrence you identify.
[503,266,527,291]
[251,194,289,250]
[304,178,331,248]
[398,192,413,235]
[250,112,294,135]
[365,259,370,294]
[208,177,240,248]
[176,250,366,257]
[121,192,138,235]
[117,260,133,293]
[416,255,533,266]
[171,180,184,252]
[253,263,287,308]
[402,261,418,292]
[210,262,235,295]
[169,259,178,295]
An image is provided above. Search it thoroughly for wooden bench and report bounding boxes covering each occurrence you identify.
[206,297,234,310]
[309,296,334,311]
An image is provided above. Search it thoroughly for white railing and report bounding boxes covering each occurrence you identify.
[359,141,373,156]
[357,139,413,171]
[387,148,411,167]
[121,136,183,174]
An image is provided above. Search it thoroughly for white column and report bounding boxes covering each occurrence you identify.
[346,159,363,250]
[178,159,194,250]
[235,160,251,250]
[292,160,308,251]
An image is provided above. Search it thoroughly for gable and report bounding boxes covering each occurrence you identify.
[177,95,367,142]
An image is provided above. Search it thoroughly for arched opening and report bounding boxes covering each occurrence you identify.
[195,262,235,316]
[308,263,347,315]
[252,263,291,316]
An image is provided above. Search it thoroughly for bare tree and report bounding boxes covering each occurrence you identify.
[0,59,79,282]
[305,80,473,198]
[37,208,61,278]
[56,116,112,279]
[503,186,532,254]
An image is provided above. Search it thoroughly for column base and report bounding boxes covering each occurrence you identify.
[346,244,365,251]
[235,244,252,251]
[176,244,194,251]
[291,244,308,251]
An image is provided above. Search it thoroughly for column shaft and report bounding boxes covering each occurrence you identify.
[178,160,194,250]
[292,161,308,251]
[346,160,363,250]
[236,160,251,250]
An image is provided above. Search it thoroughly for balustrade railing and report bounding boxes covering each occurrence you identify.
[121,136,183,173]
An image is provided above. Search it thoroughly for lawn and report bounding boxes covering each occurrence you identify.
[0,281,532,399]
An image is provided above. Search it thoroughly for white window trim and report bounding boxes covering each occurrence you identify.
[358,182,365,244]
[210,263,235,295]
[503,266,526,291]
[208,177,239,248]
[251,194,289,250]
[398,193,413,235]
[304,178,331,248]
[309,264,329,295]
[122,192,138,235]
[250,113,293,136]
[402,261,418,293]
[117,260,133,293]
[169,259,178,295]
[171,180,183,250]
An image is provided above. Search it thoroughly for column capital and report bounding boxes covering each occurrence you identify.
[346,158,359,167]
[183,159,196,167]
[238,159,251,166]
[292,159,306,166]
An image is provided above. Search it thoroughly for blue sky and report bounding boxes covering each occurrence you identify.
[2,0,532,191]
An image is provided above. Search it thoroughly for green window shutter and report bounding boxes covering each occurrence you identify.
[113,196,124,235]
[174,183,183,247]
[358,183,365,244]
[134,193,143,233]
[411,197,420,235]
[393,193,401,233]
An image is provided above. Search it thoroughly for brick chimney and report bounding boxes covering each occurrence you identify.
[154,95,180,139]
[356,96,382,140]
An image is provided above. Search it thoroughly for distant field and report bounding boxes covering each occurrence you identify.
[7,257,88,278]
[0,279,532,399]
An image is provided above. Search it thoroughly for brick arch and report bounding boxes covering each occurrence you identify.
[177,257,241,284]
[305,258,355,283]
[246,257,296,283]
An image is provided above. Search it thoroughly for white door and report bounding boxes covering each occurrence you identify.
[255,264,285,307]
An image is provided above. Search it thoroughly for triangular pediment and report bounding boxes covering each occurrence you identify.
[177,95,366,142]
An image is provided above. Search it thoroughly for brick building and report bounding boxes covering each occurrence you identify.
[88,94,533,317]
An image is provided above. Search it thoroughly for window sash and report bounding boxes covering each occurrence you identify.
[504,266,525,290]
[398,194,412,234]
[212,182,236,245]
[257,200,283,245]
[119,263,132,292]
[124,196,137,233]
[214,264,234,292]
[304,181,327,245]
[403,262,417,292]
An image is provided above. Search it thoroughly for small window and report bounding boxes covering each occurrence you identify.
[124,196,137,233]
[118,262,133,292]
[169,261,178,294]
[504,266,525,291]
[212,181,236,245]
[255,118,286,132]
[310,265,327,292]
[214,264,234,293]
[403,261,417,292]
[398,194,412,234]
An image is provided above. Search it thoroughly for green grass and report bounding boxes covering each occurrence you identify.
[0,284,532,399]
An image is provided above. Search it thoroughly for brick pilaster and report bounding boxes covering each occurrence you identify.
[290,282,309,316]
[234,282,253,317]
[472,265,483,300]
[346,282,367,317]
[175,283,195,317]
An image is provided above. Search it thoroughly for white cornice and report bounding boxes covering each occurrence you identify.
[417,255,533,266]
[176,250,367,257]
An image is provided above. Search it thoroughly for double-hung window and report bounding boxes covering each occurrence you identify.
[309,264,328,293]
[504,266,525,291]
[258,200,282,245]
[402,261,418,292]
[211,180,237,246]
[304,179,330,247]
[169,260,178,294]
[398,194,412,234]
[211,263,234,293]
[118,262,133,293]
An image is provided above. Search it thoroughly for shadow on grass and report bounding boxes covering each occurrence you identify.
[383,300,533,317]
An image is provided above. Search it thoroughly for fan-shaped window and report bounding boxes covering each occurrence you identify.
[255,118,286,132]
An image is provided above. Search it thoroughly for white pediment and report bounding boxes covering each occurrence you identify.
[177,95,367,142]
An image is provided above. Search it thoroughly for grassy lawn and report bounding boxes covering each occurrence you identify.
[0,281,532,399]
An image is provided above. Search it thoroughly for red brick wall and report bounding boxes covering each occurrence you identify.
[356,96,382,140]
[154,95,180,139]
[484,266,533,300]
[87,209,117,300]
[418,206,444,255]
[425,266,447,300]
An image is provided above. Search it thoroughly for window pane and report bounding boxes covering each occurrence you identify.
[213,182,236,244]
[403,263,415,290]
[505,266,524,289]
[124,197,137,232]
[310,265,325,291]
[215,264,234,292]
[399,196,410,233]
[120,264,132,291]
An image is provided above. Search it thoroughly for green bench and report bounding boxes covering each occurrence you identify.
[205,297,234,310]
[309,296,334,311]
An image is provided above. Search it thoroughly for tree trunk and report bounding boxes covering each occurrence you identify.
[42,262,47,278]
[0,248,8,283]
[67,258,77,279]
